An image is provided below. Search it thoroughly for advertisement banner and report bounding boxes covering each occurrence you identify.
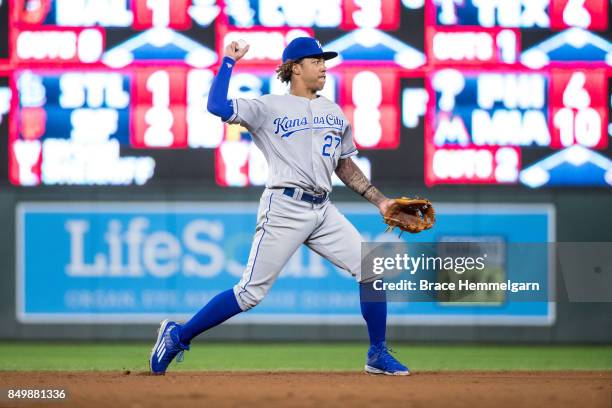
[17,202,555,325]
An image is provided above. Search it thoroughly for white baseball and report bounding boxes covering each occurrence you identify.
[236,39,248,50]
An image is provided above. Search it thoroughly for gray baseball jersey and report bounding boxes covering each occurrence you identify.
[224,93,364,311]
[225,94,358,193]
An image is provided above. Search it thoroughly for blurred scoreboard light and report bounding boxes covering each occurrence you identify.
[427,146,521,184]
[221,0,344,28]
[1,0,610,187]
[427,27,520,65]
[215,139,268,187]
[0,76,8,121]
[30,0,134,26]
[402,87,428,128]
[187,69,225,148]
[9,70,155,186]
[431,0,551,28]
[0,72,10,184]
[15,27,105,65]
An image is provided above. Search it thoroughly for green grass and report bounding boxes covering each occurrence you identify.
[0,343,611,372]
[0,343,612,371]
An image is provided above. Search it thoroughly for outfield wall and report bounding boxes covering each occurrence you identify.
[1,184,611,343]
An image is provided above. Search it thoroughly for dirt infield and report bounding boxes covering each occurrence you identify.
[1,371,610,408]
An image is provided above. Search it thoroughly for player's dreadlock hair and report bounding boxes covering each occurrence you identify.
[276,59,302,83]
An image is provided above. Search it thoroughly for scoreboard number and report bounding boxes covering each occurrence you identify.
[550,69,607,149]
[352,71,383,147]
[132,69,188,148]
[145,70,174,147]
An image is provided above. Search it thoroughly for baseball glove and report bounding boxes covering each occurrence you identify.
[383,197,435,234]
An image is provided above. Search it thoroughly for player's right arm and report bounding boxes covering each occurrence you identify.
[206,42,250,121]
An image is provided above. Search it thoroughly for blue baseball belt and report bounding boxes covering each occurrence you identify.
[283,187,328,204]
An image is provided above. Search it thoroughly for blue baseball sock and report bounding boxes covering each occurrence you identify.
[359,281,387,347]
[178,289,243,344]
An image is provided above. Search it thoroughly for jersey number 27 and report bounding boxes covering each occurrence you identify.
[322,135,341,157]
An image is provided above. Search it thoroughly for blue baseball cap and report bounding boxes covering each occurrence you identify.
[282,37,338,63]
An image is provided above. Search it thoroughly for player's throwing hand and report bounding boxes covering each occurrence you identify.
[225,41,249,61]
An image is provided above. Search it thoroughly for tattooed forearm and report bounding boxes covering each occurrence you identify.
[335,158,387,206]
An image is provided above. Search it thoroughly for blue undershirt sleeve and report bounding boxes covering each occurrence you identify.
[207,56,235,121]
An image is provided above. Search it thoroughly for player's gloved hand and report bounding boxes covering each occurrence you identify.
[224,41,250,62]
[381,197,435,234]
[378,198,395,218]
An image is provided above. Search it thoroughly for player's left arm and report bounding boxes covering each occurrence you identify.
[207,41,250,121]
[335,158,394,216]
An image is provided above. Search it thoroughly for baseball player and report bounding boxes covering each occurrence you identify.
[150,37,409,376]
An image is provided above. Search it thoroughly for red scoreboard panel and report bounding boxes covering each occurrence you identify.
[549,0,609,30]
[132,0,193,30]
[341,0,401,30]
[549,68,608,149]
[341,69,400,149]
[1,0,611,188]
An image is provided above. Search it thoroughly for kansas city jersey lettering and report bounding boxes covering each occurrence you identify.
[315,114,344,129]
[274,116,308,137]
[273,114,345,138]
[226,94,358,193]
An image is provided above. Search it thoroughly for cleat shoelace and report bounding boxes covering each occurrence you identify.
[374,345,405,371]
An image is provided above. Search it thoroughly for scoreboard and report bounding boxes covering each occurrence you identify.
[0,0,610,188]
[425,0,610,186]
